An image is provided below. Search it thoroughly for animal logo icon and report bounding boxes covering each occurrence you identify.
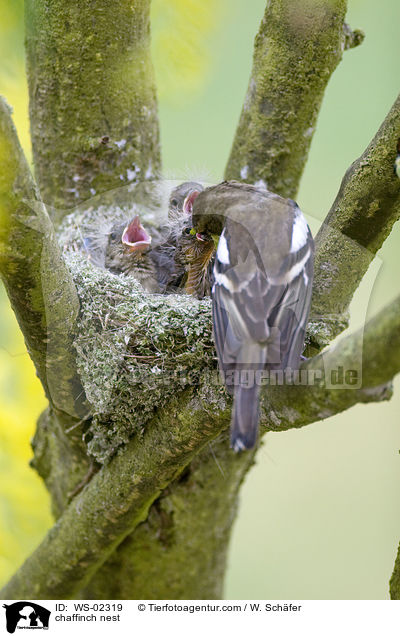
[2,602,50,633]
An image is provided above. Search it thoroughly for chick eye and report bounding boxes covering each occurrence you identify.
[183,228,192,235]
[110,232,117,240]
[171,198,178,207]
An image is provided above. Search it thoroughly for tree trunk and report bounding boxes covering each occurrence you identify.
[224,0,354,199]
[82,434,255,599]
[25,0,161,214]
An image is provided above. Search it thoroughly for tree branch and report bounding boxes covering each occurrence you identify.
[0,97,86,418]
[342,23,365,50]
[263,293,400,431]
[390,542,400,599]
[81,432,255,600]
[25,0,161,215]
[224,0,351,198]
[0,385,231,600]
[1,284,398,599]
[310,93,400,348]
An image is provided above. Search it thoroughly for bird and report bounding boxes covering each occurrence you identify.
[151,181,216,298]
[168,181,204,220]
[151,182,204,291]
[104,215,160,292]
[192,181,314,451]
[173,223,215,298]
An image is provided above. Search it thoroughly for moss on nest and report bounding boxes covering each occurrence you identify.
[59,204,215,463]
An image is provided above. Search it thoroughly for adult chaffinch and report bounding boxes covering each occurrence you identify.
[192,181,314,451]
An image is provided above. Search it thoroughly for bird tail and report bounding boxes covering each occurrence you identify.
[230,383,260,452]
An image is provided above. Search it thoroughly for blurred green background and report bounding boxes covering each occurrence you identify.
[0,0,399,599]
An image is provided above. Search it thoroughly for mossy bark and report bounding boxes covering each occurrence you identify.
[310,92,400,348]
[390,542,400,599]
[0,381,233,599]
[0,97,85,418]
[224,0,354,198]
[82,434,255,599]
[25,0,161,215]
[31,408,93,520]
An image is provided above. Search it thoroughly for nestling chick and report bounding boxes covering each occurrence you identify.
[105,215,160,292]
[168,181,204,220]
[174,223,215,298]
[152,181,215,298]
[151,183,203,291]
[192,181,314,451]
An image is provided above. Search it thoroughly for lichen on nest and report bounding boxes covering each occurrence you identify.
[59,204,216,463]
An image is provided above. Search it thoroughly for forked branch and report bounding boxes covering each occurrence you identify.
[0,97,85,417]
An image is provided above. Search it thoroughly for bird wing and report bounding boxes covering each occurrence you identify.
[212,225,314,377]
[267,236,314,370]
[213,267,283,372]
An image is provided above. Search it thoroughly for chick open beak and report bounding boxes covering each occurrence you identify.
[122,215,152,253]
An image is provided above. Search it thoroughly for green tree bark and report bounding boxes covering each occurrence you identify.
[25,0,161,216]
[390,542,400,599]
[0,97,85,418]
[310,93,400,348]
[82,435,255,599]
[224,0,362,198]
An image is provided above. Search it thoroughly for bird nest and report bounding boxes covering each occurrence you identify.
[58,194,218,463]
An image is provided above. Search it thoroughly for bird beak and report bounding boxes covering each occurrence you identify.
[183,190,201,215]
[122,215,152,253]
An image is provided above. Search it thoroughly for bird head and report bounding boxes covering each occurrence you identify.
[168,181,204,220]
[105,215,153,274]
[191,183,229,237]
[178,225,215,262]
